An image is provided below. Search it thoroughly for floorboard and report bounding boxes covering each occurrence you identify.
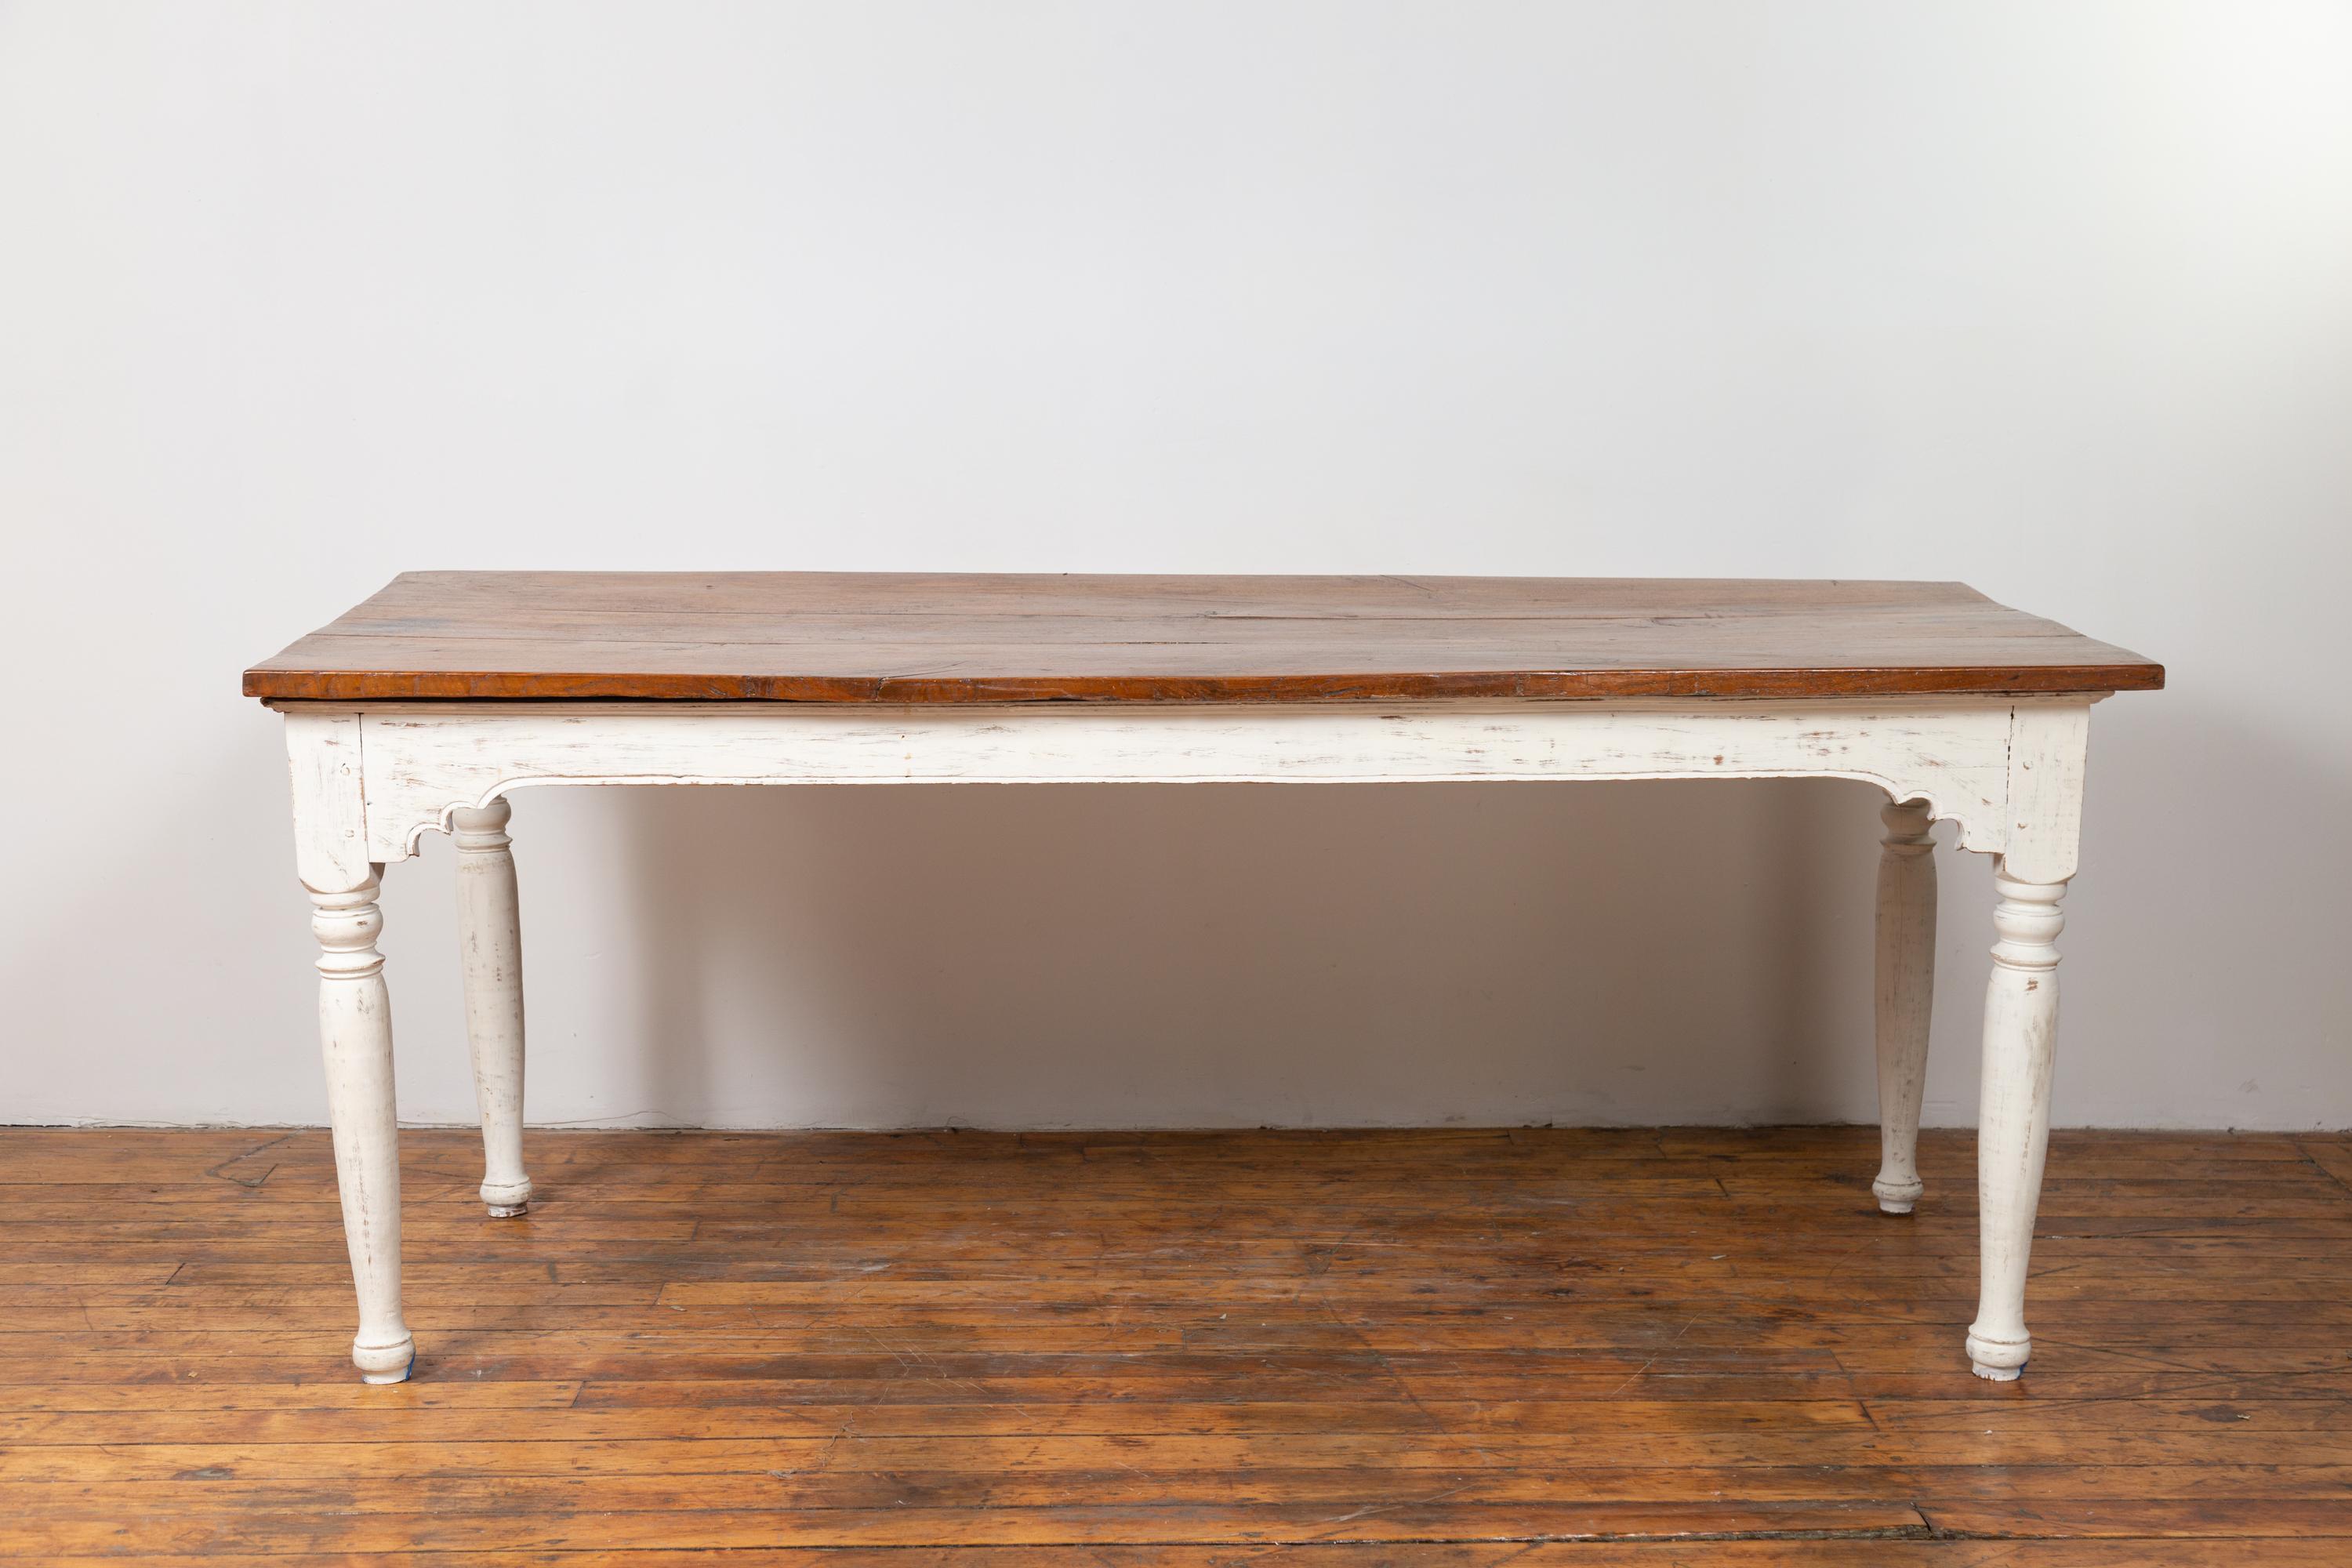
[0,1125,2343,1560]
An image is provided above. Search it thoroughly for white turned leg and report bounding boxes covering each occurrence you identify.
[1966,862,2066,1381]
[310,872,415,1384]
[453,799,532,1217]
[1871,799,1937,1214]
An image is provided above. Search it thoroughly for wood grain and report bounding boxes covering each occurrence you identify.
[0,1126,2339,1559]
[242,572,2165,702]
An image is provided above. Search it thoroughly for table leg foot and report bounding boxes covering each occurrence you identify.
[1872,1184,1920,1215]
[1968,1330,2030,1381]
[356,1336,417,1384]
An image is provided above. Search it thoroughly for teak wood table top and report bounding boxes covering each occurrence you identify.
[245,571,2163,705]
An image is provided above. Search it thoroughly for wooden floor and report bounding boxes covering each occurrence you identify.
[2,1127,2350,1563]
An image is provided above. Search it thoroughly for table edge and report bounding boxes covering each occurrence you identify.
[244,662,2165,704]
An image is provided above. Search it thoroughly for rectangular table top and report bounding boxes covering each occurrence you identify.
[245,572,2162,704]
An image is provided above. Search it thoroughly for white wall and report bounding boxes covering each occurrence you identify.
[3,2,2347,1131]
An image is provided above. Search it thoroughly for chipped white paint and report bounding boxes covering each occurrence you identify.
[336,698,2034,865]
[2002,702,2094,885]
[1871,797,1936,1215]
[281,708,371,893]
[1966,867,2069,1380]
[283,707,412,1383]
[305,872,413,1384]
[1963,700,2089,1379]
[453,799,532,1218]
[277,693,2097,1382]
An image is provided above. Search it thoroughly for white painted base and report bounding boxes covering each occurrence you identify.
[277,695,2100,1382]
[1968,1329,2031,1382]
[358,1344,416,1385]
